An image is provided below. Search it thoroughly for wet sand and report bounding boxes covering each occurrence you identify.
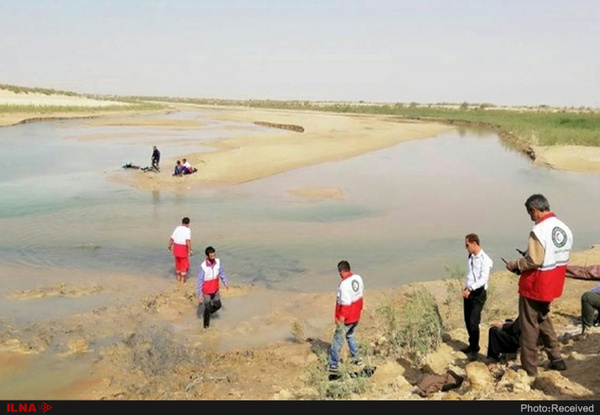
[3,86,599,179]
[108,105,455,192]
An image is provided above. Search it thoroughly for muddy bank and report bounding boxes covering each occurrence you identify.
[1,245,600,400]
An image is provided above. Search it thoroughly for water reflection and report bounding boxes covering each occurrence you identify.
[152,190,160,206]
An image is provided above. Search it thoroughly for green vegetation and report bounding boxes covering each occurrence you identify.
[0,83,166,112]
[0,83,81,96]
[5,81,600,149]
[442,263,502,326]
[126,96,600,148]
[299,264,516,398]
[0,103,164,113]
[443,264,465,330]
[303,344,371,399]
[376,288,444,367]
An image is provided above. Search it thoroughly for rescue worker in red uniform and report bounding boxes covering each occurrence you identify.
[328,260,364,378]
[506,194,573,376]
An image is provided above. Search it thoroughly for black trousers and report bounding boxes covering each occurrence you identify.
[487,325,520,360]
[202,291,222,328]
[463,287,487,351]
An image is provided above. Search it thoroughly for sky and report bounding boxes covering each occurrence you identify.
[1,0,599,108]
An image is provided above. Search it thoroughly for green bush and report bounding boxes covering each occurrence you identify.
[0,102,163,113]
[376,288,444,367]
[442,264,465,329]
[303,347,370,400]
[130,97,600,148]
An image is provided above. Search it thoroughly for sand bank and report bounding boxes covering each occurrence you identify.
[114,106,455,192]
[2,86,600,184]
[0,88,160,127]
[532,145,600,174]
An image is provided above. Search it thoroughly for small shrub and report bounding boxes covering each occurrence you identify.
[376,288,444,367]
[481,282,509,323]
[397,288,444,365]
[375,301,403,352]
[442,264,464,329]
[325,371,370,399]
[303,350,330,399]
[303,347,370,400]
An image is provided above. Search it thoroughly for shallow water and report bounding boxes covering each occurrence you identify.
[1,111,600,298]
[2,110,600,399]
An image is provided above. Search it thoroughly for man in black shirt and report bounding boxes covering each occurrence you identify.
[151,146,161,171]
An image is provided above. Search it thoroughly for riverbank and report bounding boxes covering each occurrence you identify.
[1,245,599,400]
[110,105,455,192]
[2,87,600,178]
[2,89,600,400]
[0,88,167,127]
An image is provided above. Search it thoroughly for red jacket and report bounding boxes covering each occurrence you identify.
[334,273,364,324]
[519,213,573,302]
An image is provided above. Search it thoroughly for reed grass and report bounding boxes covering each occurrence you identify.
[0,83,165,112]
[0,83,80,96]
[132,96,600,148]
[0,102,164,113]
[5,80,599,148]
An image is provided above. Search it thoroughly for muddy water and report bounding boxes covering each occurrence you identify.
[2,112,600,295]
[1,111,600,398]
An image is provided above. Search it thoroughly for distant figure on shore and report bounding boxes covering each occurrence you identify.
[173,160,183,176]
[151,146,161,171]
[182,158,198,175]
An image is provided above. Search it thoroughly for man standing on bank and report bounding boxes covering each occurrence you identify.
[168,217,193,283]
[505,193,573,376]
[328,260,365,378]
[197,246,229,329]
[461,233,493,361]
[151,145,161,171]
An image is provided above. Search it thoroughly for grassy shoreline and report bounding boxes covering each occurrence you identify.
[0,84,168,126]
[124,97,600,154]
[3,88,600,159]
[0,102,163,113]
[0,103,169,127]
